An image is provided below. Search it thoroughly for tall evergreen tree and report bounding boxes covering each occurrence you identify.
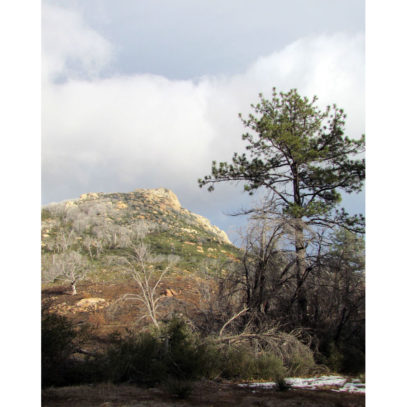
[199,88,365,322]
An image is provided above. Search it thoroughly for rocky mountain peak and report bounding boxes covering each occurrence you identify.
[44,188,232,246]
[133,187,182,211]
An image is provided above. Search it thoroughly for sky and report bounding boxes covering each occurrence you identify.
[42,0,365,243]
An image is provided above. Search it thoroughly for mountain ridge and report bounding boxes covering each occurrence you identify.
[44,187,231,245]
[41,187,239,287]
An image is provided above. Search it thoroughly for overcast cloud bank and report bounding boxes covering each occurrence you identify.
[42,3,364,241]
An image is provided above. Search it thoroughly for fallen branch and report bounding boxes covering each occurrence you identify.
[219,307,249,337]
[73,348,98,357]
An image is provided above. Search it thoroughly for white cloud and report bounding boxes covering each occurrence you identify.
[42,4,364,240]
[42,3,112,82]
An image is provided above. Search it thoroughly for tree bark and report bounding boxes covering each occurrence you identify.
[295,224,307,324]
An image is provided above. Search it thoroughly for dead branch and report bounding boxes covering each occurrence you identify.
[219,306,249,337]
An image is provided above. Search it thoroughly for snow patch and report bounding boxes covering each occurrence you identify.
[239,375,365,394]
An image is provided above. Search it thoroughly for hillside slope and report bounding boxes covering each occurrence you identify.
[41,188,240,334]
[42,187,239,275]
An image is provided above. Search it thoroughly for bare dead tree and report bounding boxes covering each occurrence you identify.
[107,221,178,327]
[82,235,96,259]
[115,221,179,327]
[54,229,77,253]
[236,194,320,325]
[117,243,179,328]
[303,228,365,350]
[43,251,88,295]
[233,196,365,367]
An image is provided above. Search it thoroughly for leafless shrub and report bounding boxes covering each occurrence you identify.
[105,255,129,267]
[44,202,68,219]
[130,220,158,238]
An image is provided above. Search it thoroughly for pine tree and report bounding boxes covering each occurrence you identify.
[199,88,365,322]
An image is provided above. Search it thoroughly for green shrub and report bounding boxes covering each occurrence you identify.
[42,312,76,362]
[43,314,316,389]
[252,353,287,381]
[106,318,219,386]
[218,346,254,379]
[160,317,216,381]
[287,352,317,377]
[195,340,223,379]
[42,308,110,387]
[41,311,77,387]
[107,332,166,385]
[322,341,364,374]
[41,208,52,220]
[218,346,287,381]
[326,342,345,372]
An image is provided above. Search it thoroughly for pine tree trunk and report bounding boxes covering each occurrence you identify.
[295,224,307,324]
[292,166,308,324]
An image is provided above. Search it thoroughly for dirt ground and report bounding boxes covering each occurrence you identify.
[42,381,365,407]
[42,276,205,336]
